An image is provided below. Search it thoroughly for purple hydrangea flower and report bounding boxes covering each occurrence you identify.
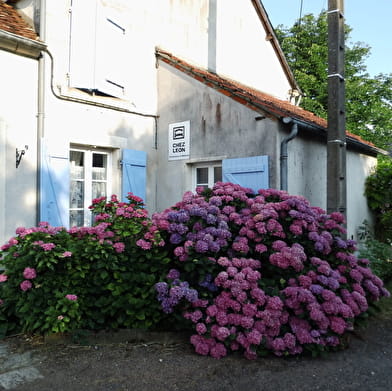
[167,269,180,280]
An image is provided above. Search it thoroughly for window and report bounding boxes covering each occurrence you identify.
[68,0,128,98]
[189,155,269,193]
[69,148,111,227]
[194,163,222,190]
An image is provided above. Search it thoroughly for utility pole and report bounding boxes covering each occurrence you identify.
[327,0,346,221]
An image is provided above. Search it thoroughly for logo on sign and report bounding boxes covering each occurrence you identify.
[173,126,185,140]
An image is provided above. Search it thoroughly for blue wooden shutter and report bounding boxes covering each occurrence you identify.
[121,149,147,203]
[40,139,70,227]
[222,155,269,193]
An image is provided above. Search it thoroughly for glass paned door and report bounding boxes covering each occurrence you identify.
[69,148,110,227]
[70,150,85,227]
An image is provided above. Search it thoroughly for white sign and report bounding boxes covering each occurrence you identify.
[168,120,190,160]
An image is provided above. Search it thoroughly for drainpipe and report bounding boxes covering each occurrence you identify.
[280,117,298,191]
[37,0,46,224]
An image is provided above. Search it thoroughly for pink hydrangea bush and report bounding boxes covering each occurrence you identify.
[154,182,390,359]
[0,193,169,337]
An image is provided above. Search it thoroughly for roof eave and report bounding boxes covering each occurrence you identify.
[0,29,46,59]
[345,135,388,157]
[250,0,302,97]
[286,118,386,156]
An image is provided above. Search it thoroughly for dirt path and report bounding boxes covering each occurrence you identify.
[1,308,392,391]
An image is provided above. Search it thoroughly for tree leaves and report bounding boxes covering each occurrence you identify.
[275,11,392,151]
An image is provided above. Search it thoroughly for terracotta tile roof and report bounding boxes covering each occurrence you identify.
[0,1,38,41]
[156,48,377,150]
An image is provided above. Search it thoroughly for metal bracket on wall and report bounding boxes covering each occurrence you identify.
[16,145,28,168]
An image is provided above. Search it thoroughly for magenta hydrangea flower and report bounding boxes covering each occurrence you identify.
[41,242,56,251]
[20,280,32,291]
[113,242,125,253]
[196,323,207,335]
[65,294,78,301]
[136,239,152,250]
[23,267,37,280]
[0,274,8,282]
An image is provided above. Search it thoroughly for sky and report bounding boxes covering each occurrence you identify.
[261,0,392,77]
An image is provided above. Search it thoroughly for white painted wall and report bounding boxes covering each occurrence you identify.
[346,151,376,239]
[215,0,291,99]
[0,51,38,244]
[40,1,159,214]
[154,0,293,99]
[286,134,377,240]
[156,61,281,211]
[287,135,327,208]
[39,0,293,214]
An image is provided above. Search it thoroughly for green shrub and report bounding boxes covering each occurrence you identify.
[358,222,392,283]
[365,156,392,242]
[0,194,171,338]
[360,239,392,282]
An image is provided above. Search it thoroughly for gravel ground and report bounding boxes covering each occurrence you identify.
[2,296,392,391]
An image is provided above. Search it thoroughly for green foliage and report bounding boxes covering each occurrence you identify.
[358,220,392,283]
[0,194,171,339]
[359,238,392,283]
[364,157,392,242]
[275,12,392,151]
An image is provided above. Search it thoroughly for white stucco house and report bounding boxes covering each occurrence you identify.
[0,0,384,246]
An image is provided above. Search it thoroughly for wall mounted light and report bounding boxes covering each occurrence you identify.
[16,145,28,168]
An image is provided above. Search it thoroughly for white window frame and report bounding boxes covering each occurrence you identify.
[69,147,112,227]
[192,161,222,190]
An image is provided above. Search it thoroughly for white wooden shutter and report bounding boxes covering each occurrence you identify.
[69,0,98,90]
[95,3,127,97]
[69,0,126,97]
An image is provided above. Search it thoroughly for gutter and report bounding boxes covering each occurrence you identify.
[39,46,160,155]
[345,135,387,157]
[0,29,46,59]
[37,0,46,224]
[43,49,158,119]
[280,117,298,191]
[42,47,159,151]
